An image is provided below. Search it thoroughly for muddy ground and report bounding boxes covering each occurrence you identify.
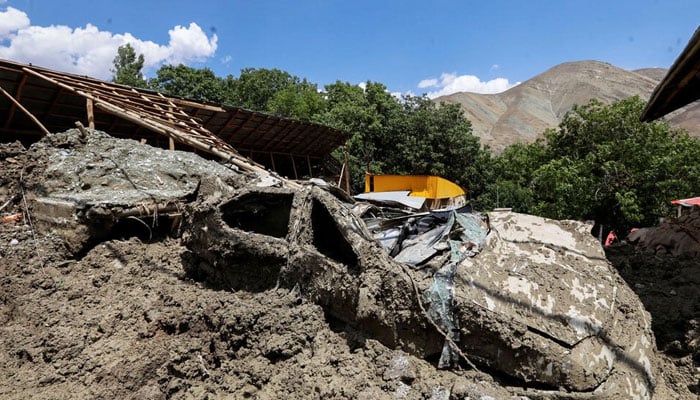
[606,245,700,395]
[0,132,698,399]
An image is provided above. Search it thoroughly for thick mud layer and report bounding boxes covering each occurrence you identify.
[0,130,697,399]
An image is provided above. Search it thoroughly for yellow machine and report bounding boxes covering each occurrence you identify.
[362,174,467,210]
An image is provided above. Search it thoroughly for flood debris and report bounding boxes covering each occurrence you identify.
[0,128,695,399]
[627,206,700,257]
[182,174,680,398]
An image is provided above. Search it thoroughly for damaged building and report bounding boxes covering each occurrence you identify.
[0,58,349,182]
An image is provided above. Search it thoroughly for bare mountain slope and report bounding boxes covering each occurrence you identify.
[634,67,668,81]
[438,61,700,152]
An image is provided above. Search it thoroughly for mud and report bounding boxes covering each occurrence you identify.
[0,129,698,399]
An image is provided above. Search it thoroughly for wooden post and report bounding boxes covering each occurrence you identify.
[306,156,313,178]
[337,162,345,188]
[86,98,95,129]
[4,73,28,129]
[74,121,88,137]
[168,105,175,151]
[270,153,277,172]
[343,149,351,194]
[290,155,298,180]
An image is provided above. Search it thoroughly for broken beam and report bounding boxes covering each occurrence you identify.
[0,84,50,135]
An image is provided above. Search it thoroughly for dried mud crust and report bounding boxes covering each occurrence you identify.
[0,235,514,400]
[182,185,692,398]
[1,133,698,399]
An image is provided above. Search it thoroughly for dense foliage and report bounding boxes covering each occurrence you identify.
[111,47,700,232]
[148,64,227,103]
[479,96,700,233]
[111,44,147,88]
[314,81,489,193]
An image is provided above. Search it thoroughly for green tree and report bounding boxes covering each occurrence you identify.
[228,68,298,111]
[111,43,147,88]
[391,95,489,196]
[479,96,700,233]
[318,81,490,195]
[475,141,547,211]
[267,79,326,121]
[316,81,403,192]
[545,96,700,231]
[148,64,226,103]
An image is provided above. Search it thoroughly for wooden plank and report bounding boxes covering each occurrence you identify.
[270,153,276,172]
[0,84,50,135]
[237,112,264,147]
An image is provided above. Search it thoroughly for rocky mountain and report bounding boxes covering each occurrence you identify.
[437,60,700,152]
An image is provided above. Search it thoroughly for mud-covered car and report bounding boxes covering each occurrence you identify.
[183,184,670,399]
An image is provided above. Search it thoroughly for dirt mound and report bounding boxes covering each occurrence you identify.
[607,240,700,397]
[627,207,700,257]
[0,129,697,398]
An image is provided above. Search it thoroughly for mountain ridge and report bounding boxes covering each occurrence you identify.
[436,60,699,152]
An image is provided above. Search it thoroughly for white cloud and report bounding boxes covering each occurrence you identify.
[0,7,29,37]
[0,7,217,80]
[391,90,414,100]
[417,78,438,88]
[420,72,518,98]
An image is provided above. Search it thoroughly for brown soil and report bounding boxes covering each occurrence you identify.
[607,244,700,396]
[0,134,511,399]
[1,131,698,399]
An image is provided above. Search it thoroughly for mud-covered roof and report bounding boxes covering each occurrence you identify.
[0,58,348,177]
[642,26,700,121]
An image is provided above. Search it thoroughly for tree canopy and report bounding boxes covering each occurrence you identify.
[111,44,147,88]
[315,81,490,194]
[148,64,227,104]
[479,96,700,233]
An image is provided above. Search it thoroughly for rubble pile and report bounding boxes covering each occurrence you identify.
[628,207,700,257]
[0,129,696,399]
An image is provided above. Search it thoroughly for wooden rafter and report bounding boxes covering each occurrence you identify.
[0,84,49,135]
[0,58,347,181]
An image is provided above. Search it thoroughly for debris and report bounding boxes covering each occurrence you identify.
[0,129,694,399]
[2,214,21,224]
[627,206,700,256]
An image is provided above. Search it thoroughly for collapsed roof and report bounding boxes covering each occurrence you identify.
[641,26,700,121]
[0,58,348,179]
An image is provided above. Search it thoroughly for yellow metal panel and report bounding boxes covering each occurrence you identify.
[364,174,465,199]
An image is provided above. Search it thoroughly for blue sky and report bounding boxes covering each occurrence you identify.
[0,0,696,97]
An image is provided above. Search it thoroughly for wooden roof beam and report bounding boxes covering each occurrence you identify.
[0,84,49,135]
